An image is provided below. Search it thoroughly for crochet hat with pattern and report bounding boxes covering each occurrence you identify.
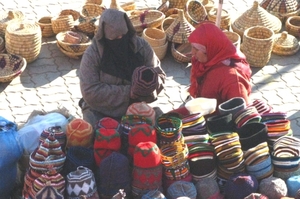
[259,176,288,199]
[95,117,120,130]
[167,181,197,199]
[40,126,66,151]
[66,118,93,148]
[133,141,161,168]
[126,101,156,126]
[66,166,99,199]
[35,184,64,199]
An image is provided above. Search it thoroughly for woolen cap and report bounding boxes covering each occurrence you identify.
[195,177,223,199]
[126,102,156,125]
[218,97,246,116]
[259,176,288,199]
[167,181,197,199]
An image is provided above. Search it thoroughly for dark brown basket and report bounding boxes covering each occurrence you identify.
[0,53,27,82]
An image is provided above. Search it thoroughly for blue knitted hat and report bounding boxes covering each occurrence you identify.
[167,181,197,199]
[287,175,300,197]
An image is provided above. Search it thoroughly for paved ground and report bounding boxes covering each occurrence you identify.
[1,0,300,138]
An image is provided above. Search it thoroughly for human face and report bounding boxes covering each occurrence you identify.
[191,46,208,63]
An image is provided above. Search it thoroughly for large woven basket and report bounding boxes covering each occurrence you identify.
[223,30,241,50]
[51,15,74,34]
[153,41,169,60]
[56,42,84,59]
[285,16,300,38]
[75,16,98,37]
[231,1,282,38]
[0,53,27,82]
[0,36,5,52]
[142,27,167,47]
[240,26,275,68]
[171,42,192,63]
[130,10,165,34]
[56,31,91,53]
[59,9,81,21]
[120,1,136,11]
[272,31,300,56]
[200,0,215,12]
[0,10,24,38]
[81,3,106,18]
[160,15,176,31]
[184,0,207,27]
[37,16,55,38]
[165,9,195,44]
[85,0,102,5]
[208,8,230,30]
[5,22,42,63]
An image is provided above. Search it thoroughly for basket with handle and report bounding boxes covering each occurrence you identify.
[184,0,207,27]
[272,31,300,56]
[51,15,74,34]
[37,16,55,38]
[0,53,27,83]
[81,3,106,18]
[160,15,176,31]
[171,42,192,63]
[59,9,81,21]
[0,10,24,38]
[240,26,275,68]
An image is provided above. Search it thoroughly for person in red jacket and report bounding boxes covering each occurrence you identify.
[188,22,252,115]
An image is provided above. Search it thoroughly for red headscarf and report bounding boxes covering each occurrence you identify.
[188,22,251,97]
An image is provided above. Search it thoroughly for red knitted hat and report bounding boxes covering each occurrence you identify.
[126,102,156,126]
[96,117,120,129]
[66,118,93,148]
[133,141,161,168]
[128,123,157,157]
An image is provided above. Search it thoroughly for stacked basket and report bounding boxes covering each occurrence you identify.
[142,28,168,60]
[0,10,24,38]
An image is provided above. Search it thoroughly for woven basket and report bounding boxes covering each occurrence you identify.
[85,0,102,5]
[163,0,188,9]
[208,8,230,30]
[130,10,165,34]
[59,9,81,21]
[200,0,215,12]
[157,1,170,14]
[153,41,169,60]
[0,10,24,38]
[56,31,91,53]
[120,1,136,11]
[0,53,27,82]
[5,22,42,63]
[231,1,282,38]
[171,42,192,63]
[184,0,207,27]
[81,3,106,18]
[75,16,98,37]
[223,30,241,50]
[37,16,55,38]
[56,42,83,59]
[0,36,5,52]
[142,28,166,47]
[240,26,275,68]
[160,16,176,31]
[51,15,74,34]
[165,9,195,44]
[272,31,300,56]
[285,16,300,38]
[165,8,180,17]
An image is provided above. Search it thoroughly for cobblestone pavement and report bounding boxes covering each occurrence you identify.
[1,0,300,138]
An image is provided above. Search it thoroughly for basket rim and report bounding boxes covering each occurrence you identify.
[185,0,208,25]
[243,25,275,41]
[142,27,166,46]
[56,31,92,46]
[131,10,165,27]
[0,53,27,82]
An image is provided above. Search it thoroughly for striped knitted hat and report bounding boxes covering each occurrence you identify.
[35,184,64,199]
[22,168,42,198]
[66,166,99,199]
[66,118,93,148]
[126,102,156,126]
[218,97,246,116]
[40,126,66,151]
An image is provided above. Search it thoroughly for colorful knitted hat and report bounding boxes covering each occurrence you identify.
[167,181,197,199]
[286,175,300,197]
[29,133,66,173]
[134,141,161,168]
[22,168,42,198]
[35,183,64,199]
[141,190,166,199]
[95,117,120,130]
[40,126,66,151]
[97,152,131,198]
[128,123,157,157]
[233,105,262,128]
[94,128,121,166]
[224,172,258,199]
[259,176,288,199]
[195,177,223,199]
[249,98,272,115]
[218,97,246,116]
[62,146,96,176]
[66,166,99,199]
[244,193,269,199]
[126,101,156,125]
[66,118,93,148]
[163,173,193,193]
[131,65,163,103]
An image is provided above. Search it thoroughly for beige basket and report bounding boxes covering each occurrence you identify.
[0,36,5,52]
[0,53,27,82]
[85,0,102,5]
[51,15,74,34]
[184,0,207,27]
[75,16,98,37]
[208,8,231,30]
[142,28,166,47]
[160,16,176,31]
[223,30,241,50]
[56,42,84,59]
[130,10,165,34]
[272,31,300,56]
[165,9,195,44]
[59,9,81,21]
[165,8,180,17]
[5,22,42,63]
[240,26,275,68]
[153,41,168,60]
[56,31,91,53]
[171,42,192,63]
[285,16,300,38]
[200,0,215,12]
[37,16,55,38]
[120,1,136,11]
[157,1,170,14]
[81,3,106,18]
[0,10,24,38]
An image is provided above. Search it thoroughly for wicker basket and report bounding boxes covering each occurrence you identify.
[272,31,300,56]
[130,10,166,34]
[157,1,170,14]
[59,9,81,21]
[208,8,230,30]
[171,42,192,63]
[51,15,74,34]
[56,31,91,53]
[81,3,106,18]
[285,16,300,38]
[0,36,5,52]
[165,9,195,44]
[5,22,42,63]
[56,42,83,59]
[0,53,27,82]
[240,26,275,68]
[153,41,169,60]
[120,1,136,11]
[165,8,180,17]
[163,0,188,9]
[223,30,241,50]
[200,0,215,12]
[75,16,98,37]
[160,16,176,31]
[0,10,24,38]
[85,0,102,5]
[142,28,166,47]
[37,16,55,38]
[184,0,207,27]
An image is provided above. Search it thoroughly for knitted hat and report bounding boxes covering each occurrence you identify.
[141,190,167,199]
[95,117,120,130]
[163,173,193,193]
[259,176,288,199]
[35,184,64,199]
[97,152,131,198]
[40,126,66,151]
[133,141,161,168]
[286,175,300,197]
[62,146,96,176]
[131,66,163,103]
[206,113,235,135]
[126,102,156,125]
[244,193,269,199]
[167,181,197,199]
[218,97,246,116]
[128,123,157,157]
[66,118,93,148]
[66,166,99,199]
[224,173,258,199]
[195,177,223,199]
[22,168,42,198]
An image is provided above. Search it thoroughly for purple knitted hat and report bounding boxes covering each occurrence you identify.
[259,176,288,199]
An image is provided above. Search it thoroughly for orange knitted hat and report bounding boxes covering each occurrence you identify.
[66,118,93,148]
